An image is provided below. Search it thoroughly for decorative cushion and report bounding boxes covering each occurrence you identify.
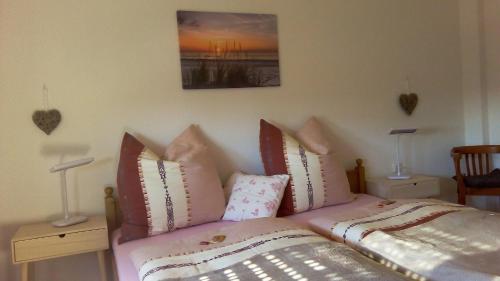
[222,172,289,221]
[223,172,238,203]
[165,126,226,225]
[117,126,225,243]
[464,169,500,188]
[260,118,354,216]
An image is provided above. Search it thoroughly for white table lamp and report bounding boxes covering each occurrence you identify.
[388,129,417,180]
[50,157,94,227]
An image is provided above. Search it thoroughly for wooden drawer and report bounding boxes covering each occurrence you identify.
[13,228,108,263]
[388,179,440,199]
[367,175,440,199]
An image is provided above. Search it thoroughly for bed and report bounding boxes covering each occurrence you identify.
[109,195,380,281]
[258,117,500,280]
[106,155,500,281]
[302,198,500,281]
[105,160,410,281]
[113,217,414,281]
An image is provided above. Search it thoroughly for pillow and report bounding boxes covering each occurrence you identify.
[223,172,238,203]
[259,117,354,216]
[165,126,226,225]
[117,126,225,243]
[222,172,289,221]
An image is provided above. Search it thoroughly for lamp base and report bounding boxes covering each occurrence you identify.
[387,174,412,180]
[52,215,88,227]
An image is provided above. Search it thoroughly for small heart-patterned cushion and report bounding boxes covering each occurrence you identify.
[222,172,289,222]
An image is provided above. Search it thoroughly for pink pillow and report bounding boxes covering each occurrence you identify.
[165,125,226,226]
[223,172,239,203]
[222,172,289,221]
[260,117,354,216]
[117,126,225,243]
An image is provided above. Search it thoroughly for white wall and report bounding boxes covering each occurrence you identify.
[460,0,500,150]
[483,0,500,148]
[0,1,463,280]
[459,0,488,145]
[482,0,500,208]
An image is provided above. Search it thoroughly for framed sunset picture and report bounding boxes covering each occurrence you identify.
[176,10,280,89]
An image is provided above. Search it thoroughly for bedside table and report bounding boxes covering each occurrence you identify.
[11,215,109,281]
[367,175,440,199]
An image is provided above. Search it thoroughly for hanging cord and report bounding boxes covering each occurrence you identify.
[43,84,50,110]
[405,76,411,94]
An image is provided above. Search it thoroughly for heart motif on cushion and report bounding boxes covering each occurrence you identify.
[399,93,418,115]
[32,109,62,135]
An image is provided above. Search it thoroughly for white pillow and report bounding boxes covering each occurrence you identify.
[222,172,289,221]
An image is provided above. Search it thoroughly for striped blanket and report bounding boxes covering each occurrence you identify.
[331,201,500,281]
[131,218,409,281]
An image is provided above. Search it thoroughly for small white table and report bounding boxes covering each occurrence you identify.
[367,175,440,199]
[11,216,109,281]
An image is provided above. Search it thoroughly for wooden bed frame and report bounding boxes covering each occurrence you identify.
[103,158,366,235]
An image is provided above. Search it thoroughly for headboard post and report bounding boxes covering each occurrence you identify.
[355,159,366,194]
[105,187,119,237]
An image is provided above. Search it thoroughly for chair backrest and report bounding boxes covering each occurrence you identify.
[451,145,500,176]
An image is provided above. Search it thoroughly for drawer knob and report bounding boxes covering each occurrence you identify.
[59,234,66,238]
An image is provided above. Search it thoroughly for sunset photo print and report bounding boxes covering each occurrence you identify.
[177,10,280,89]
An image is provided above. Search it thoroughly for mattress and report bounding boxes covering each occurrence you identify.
[112,221,235,281]
[285,193,380,236]
[112,194,381,281]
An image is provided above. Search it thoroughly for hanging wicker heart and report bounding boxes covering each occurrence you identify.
[32,109,61,135]
[399,93,418,115]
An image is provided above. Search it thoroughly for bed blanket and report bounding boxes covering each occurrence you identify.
[131,218,409,281]
[330,200,500,281]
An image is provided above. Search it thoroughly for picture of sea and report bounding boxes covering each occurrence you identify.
[176,10,280,89]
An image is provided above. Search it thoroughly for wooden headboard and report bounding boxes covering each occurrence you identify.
[104,159,366,235]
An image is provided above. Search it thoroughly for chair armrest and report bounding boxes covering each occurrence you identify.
[452,152,465,182]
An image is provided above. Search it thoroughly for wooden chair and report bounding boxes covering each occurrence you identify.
[451,145,500,205]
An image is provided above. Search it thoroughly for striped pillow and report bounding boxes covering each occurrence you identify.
[138,150,191,235]
[117,126,225,243]
[259,118,354,216]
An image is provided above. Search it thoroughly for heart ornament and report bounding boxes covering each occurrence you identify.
[399,93,418,115]
[32,109,62,135]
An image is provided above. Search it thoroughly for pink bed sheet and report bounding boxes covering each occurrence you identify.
[112,194,380,281]
[112,221,235,281]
